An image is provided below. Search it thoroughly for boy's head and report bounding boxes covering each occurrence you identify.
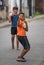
[19,12,25,21]
[13,7,18,14]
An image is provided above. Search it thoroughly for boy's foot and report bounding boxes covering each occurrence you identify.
[16,57,26,62]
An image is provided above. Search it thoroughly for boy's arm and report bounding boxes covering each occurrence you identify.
[8,16,12,23]
[8,13,13,23]
[8,15,12,23]
[23,21,28,31]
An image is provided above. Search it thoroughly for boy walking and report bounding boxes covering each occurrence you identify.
[17,12,30,62]
[8,7,19,50]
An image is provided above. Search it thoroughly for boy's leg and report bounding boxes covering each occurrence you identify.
[17,48,30,62]
[18,48,30,58]
[16,35,19,50]
[11,27,16,49]
[17,36,30,58]
[11,35,15,49]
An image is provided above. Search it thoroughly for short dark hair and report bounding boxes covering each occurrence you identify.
[19,12,25,16]
[13,7,18,10]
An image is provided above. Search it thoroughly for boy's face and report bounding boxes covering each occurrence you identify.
[13,9,18,14]
[19,14,25,20]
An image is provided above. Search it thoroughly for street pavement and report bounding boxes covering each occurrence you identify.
[0,18,44,65]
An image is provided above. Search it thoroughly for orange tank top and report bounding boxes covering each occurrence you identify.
[17,20,26,36]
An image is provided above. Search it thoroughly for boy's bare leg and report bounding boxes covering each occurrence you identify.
[17,40,19,50]
[16,36,19,50]
[11,35,15,49]
[18,48,30,58]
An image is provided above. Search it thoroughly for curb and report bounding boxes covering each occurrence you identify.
[0,23,11,28]
[0,15,44,28]
[26,15,44,22]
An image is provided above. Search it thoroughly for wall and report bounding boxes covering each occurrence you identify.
[35,0,44,13]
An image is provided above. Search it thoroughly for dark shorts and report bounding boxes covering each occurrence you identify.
[11,27,17,35]
[17,36,30,49]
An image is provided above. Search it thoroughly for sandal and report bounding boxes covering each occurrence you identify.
[16,57,26,62]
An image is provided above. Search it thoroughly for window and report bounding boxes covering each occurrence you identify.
[0,0,3,6]
[0,0,4,10]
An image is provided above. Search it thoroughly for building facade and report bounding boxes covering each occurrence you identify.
[0,0,9,20]
[0,0,44,20]
[35,0,44,13]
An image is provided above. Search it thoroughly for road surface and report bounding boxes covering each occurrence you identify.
[0,18,44,65]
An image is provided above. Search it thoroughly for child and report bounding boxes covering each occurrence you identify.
[8,7,19,50]
[17,12,30,62]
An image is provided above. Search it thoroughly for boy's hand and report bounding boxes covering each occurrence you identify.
[23,21,28,31]
[9,13,12,16]
[23,22,26,28]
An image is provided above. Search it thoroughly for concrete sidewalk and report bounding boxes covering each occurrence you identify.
[0,21,11,28]
[0,15,44,28]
